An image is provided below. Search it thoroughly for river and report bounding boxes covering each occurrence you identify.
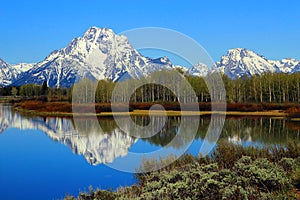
[0,104,299,199]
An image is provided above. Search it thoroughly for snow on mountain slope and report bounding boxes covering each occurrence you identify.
[12,63,35,73]
[291,62,300,73]
[2,28,300,86]
[175,65,188,73]
[188,63,209,77]
[14,27,173,88]
[215,48,277,79]
[0,58,19,86]
[270,58,300,73]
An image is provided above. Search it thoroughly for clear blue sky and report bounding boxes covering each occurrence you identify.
[1,0,299,65]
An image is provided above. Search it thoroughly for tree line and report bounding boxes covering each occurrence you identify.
[0,81,70,101]
[1,70,299,104]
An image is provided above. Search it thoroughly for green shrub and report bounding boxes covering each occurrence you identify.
[66,142,300,200]
[278,157,296,173]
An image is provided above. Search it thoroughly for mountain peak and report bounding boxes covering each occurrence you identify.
[228,47,246,52]
[0,58,18,86]
[217,48,275,79]
[11,63,35,73]
[188,63,209,77]
[226,48,266,60]
[83,27,115,42]
[2,27,299,87]
[13,27,173,87]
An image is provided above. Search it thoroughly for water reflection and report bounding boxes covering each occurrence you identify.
[220,117,300,145]
[0,104,299,166]
[0,105,136,165]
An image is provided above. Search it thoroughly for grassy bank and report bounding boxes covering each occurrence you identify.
[0,96,22,103]
[13,100,300,117]
[65,141,300,200]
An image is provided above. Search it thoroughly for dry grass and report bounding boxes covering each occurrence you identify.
[13,100,298,117]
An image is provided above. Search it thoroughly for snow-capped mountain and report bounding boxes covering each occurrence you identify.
[12,63,35,74]
[187,63,209,77]
[210,48,300,79]
[0,60,35,86]
[14,27,173,88]
[215,48,277,79]
[291,63,300,73]
[0,58,19,86]
[270,58,300,74]
[1,27,300,86]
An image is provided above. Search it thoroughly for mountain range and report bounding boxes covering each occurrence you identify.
[0,27,299,87]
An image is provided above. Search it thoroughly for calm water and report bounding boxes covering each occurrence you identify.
[0,104,299,199]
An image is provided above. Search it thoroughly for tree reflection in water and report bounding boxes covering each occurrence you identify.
[0,104,299,165]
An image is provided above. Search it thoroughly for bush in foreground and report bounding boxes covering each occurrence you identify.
[65,142,300,200]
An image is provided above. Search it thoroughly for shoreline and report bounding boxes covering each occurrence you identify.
[14,107,288,118]
[11,100,300,119]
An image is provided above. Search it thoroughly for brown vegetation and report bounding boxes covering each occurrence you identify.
[14,101,134,114]
[14,100,300,115]
[286,107,300,119]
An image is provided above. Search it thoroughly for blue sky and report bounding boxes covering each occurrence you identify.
[0,0,299,65]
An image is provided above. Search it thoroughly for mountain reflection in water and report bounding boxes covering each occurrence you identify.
[0,104,299,166]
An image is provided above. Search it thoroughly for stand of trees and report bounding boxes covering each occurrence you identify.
[0,81,70,102]
[1,70,299,104]
[223,73,300,103]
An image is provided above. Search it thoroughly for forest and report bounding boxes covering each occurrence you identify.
[1,70,300,104]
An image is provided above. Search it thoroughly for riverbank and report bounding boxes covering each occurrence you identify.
[13,100,300,119]
[65,141,300,200]
[0,96,21,103]
[13,101,291,118]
